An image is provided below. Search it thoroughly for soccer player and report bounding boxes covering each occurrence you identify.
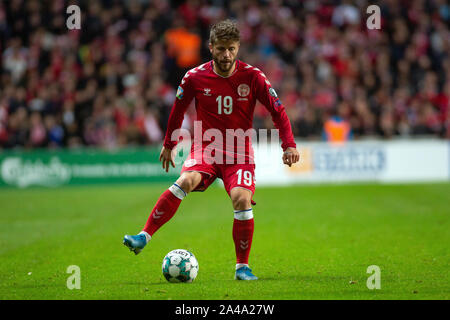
[123,20,300,280]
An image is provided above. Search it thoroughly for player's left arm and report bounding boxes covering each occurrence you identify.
[254,71,300,167]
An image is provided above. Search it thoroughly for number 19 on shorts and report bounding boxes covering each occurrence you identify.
[236,169,252,186]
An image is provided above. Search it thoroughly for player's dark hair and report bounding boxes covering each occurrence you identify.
[209,19,240,44]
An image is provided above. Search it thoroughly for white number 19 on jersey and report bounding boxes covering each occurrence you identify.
[216,95,233,115]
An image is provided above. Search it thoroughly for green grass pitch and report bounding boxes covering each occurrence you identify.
[0,182,449,300]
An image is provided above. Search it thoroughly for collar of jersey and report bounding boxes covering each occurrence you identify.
[210,60,240,78]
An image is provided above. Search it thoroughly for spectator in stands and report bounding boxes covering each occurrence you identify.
[0,0,448,151]
[322,104,353,143]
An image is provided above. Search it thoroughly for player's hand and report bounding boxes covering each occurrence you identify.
[159,146,176,173]
[282,147,300,167]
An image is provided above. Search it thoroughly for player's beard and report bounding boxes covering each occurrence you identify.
[213,56,236,74]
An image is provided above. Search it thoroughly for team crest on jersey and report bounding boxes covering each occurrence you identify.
[203,88,212,96]
[176,86,184,100]
[237,84,250,97]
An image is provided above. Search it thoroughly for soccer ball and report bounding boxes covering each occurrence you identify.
[162,249,199,283]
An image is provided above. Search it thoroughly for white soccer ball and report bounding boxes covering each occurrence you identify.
[162,249,199,283]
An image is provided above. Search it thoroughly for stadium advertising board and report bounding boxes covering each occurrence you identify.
[0,148,182,188]
[0,140,448,188]
[255,139,449,185]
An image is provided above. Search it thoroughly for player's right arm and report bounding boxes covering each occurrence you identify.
[160,72,195,172]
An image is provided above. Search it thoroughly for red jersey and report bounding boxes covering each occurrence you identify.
[163,60,296,163]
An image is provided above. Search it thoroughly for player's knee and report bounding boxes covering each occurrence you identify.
[231,192,251,210]
[176,172,201,194]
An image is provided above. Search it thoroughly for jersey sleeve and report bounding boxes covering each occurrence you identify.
[253,70,297,151]
[163,71,196,150]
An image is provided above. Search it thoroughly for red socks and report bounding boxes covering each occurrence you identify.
[143,184,186,236]
[143,184,255,268]
[232,209,254,265]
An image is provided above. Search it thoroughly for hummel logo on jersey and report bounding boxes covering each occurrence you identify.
[203,88,211,96]
[153,209,164,219]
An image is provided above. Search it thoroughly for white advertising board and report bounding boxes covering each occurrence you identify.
[254,139,449,185]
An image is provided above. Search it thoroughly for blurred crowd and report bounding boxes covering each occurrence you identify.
[0,0,449,150]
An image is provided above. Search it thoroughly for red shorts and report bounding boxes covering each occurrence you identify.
[181,156,256,203]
